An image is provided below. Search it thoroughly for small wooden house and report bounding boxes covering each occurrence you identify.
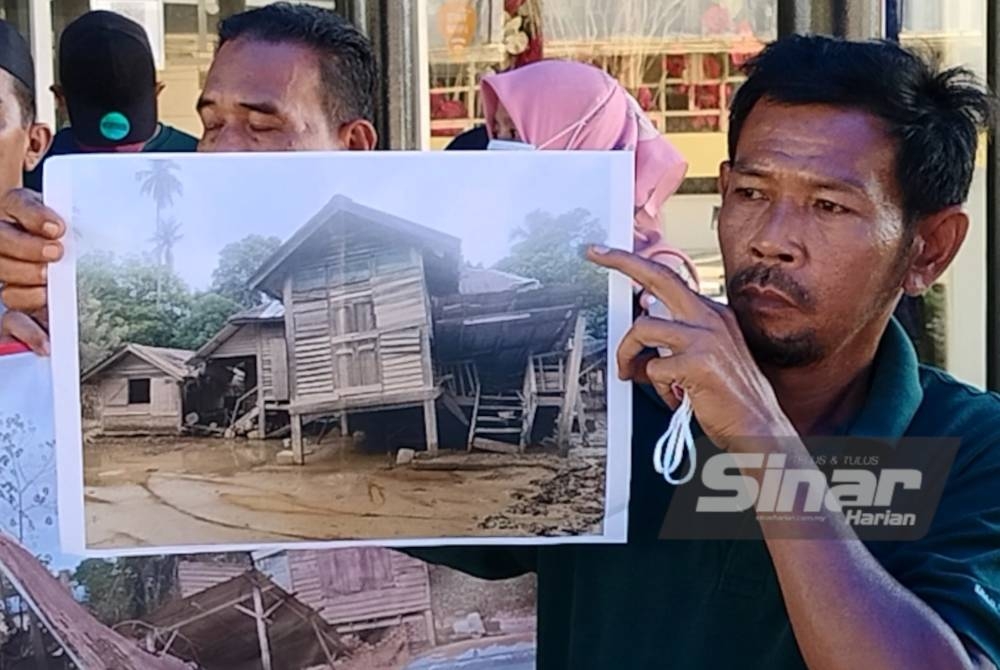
[81,344,194,436]
[187,300,288,436]
[247,195,463,462]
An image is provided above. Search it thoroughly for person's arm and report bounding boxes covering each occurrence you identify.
[0,188,66,354]
[401,546,537,580]
[757,441,993,670]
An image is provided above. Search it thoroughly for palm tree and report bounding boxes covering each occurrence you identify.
[150,216,183,270]
[135,160,183,303]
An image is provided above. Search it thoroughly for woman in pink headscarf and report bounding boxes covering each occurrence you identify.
[481,59,698,288]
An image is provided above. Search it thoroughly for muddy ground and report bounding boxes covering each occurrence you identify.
[82,436,606,550]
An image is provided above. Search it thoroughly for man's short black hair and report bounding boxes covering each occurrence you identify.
[729,34,994,224]
[217,2,376,125]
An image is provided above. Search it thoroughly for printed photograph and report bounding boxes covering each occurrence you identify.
[0,350,537,670]
[46,152,633,553]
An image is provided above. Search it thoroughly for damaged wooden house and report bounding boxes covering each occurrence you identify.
[83,195,604,463]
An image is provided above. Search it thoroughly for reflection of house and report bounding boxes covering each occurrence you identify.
[174,548,436,656]
[81,344,194,436]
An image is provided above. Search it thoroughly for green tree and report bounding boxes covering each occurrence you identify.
[173,292,242,351]
[78,252,193,352]
[73,556,178,626]
[494,208,608,337]
[78,292,126,371]
[211,235,282,308]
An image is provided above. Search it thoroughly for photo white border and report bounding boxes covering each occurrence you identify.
[45,150,634,557]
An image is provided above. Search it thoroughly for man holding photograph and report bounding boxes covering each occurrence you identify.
[0,1,377,350]
[3,10,1000,670]
[0,20,54,351]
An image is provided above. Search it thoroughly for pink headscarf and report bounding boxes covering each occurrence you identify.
[481,59,698,287]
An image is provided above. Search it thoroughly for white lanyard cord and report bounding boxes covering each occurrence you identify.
[653,393,696,485]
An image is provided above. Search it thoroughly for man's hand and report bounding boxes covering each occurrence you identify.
[0,309,50,356]
[0,188,65,314]
[587,245,793,449]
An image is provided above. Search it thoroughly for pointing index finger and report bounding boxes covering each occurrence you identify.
[586,245,703,322]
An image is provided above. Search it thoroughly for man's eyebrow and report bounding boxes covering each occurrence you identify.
[194,98,281,116]
[239,101,281,115]
[732,160,870,195]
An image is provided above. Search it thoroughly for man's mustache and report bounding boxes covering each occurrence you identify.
[728,265,814,309]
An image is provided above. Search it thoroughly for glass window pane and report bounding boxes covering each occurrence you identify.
[426,0,776,303]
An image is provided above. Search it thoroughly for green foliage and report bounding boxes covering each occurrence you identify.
[494,208,608,336]
[173,292,243,351]
[211,235,283,308]
[73,556,178,626]
[78,251,242,364]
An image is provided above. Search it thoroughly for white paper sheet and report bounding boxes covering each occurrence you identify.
[46,151,634,556]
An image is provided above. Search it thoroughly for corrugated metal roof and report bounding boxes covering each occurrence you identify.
[459,267,540,295]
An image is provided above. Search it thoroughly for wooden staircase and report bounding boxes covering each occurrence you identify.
[469,392,526,453]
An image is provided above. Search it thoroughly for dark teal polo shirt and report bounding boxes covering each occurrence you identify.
[409,318,1000,669]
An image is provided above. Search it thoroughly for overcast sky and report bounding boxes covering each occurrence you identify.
[58,151,633,292]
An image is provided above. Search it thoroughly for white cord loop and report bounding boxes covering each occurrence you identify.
[653,394,696,484]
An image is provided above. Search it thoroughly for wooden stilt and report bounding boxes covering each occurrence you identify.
[423,399,439,454]
[291,413,304,465]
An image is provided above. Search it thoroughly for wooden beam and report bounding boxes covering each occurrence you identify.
[282,275,298,404]
[557,314,587,449]
[340,411,350,437]
[291,413,304,465]
[423,398,439,454]
[252,585,273,670]
[256,324,266,437]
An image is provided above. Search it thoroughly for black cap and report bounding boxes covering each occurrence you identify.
[0,20,34,94]
[59,11,156,147]
[444,125,489,151]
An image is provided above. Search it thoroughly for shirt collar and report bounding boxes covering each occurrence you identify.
[842,317,923,439]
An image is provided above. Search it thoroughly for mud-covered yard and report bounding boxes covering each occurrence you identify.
[82,436,606,550]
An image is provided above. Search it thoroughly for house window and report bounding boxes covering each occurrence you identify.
[334,338,381,389]
[128,378,151,405]
[331,298,377,336]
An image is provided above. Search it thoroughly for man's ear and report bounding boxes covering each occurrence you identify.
[155,81,166,97]
[718,161,731,195]
[338,119,378,151]
[23,123,53,173]
[901,205,968,296]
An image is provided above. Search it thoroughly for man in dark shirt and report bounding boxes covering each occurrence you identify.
[412,36,1000,670]
[22,10,197,192]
